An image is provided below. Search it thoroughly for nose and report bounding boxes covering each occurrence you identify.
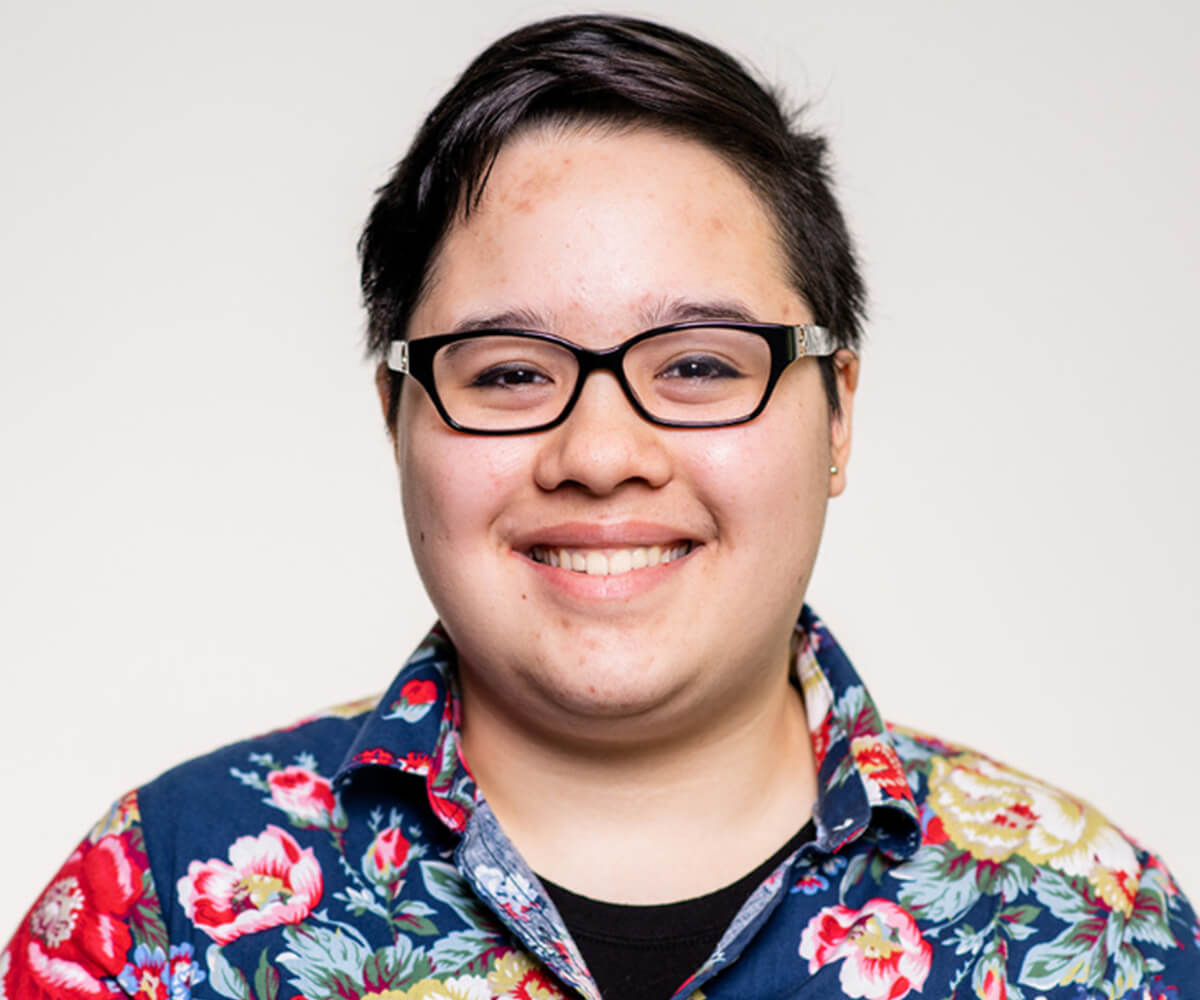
[533,370,673,495]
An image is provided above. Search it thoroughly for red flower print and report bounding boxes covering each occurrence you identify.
[115,945,169,1000]
[850,737,912,804]
[384,679,440,723]
[971,943,1010,1000]
[811,716,834,770]
[362,827,412,887]
[429,793,469,833]
[176,826,322,945]
[979,967,1006,1000]
[353,748,396,766]
[4,835,143,1000]
[400,679,437,705]
[399,751,432,775]
[267,766,340,828]
[799,898,932,1000]
[917,805,948,846]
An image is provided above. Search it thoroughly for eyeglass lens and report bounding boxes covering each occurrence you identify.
[431,327,773,431]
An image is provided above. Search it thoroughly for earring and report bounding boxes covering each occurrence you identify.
[829,465,839,475]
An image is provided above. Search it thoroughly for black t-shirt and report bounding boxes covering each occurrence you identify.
[540,820,815,1000]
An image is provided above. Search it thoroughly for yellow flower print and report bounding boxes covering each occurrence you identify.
[89,789,140,839]
[926,753,1139,916]
[486,951,565,999]
[360,976,491,1000]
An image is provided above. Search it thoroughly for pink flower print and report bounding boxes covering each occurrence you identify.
[799,898,932,1000]
[266,766,341,829]
[362,827,412,888]
[177,826,322,945]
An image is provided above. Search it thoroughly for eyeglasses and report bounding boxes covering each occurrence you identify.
[386,321,835,435]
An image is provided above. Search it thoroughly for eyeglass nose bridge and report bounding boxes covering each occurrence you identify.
[556,339,655,426]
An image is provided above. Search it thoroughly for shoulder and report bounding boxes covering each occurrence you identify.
[134,691,381,843]
[124,694,385,938]
[888,723,1150,900]
[0,694,387,1000]
[876,723,1200,995]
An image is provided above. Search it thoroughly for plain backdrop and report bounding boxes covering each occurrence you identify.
[2,0,1197,934]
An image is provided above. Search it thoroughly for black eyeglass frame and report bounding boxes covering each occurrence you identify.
[386,320,836,435]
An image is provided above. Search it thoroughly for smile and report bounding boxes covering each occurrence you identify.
[529,542,692,576]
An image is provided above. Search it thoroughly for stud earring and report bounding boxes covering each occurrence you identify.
[829,465,839,475]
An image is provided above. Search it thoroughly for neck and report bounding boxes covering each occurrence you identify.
[459,661,817,904]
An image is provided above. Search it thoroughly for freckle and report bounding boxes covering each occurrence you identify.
[521,593,527,601]
[419,531,426,543]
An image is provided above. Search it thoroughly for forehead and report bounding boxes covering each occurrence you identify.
[412,125,801,339]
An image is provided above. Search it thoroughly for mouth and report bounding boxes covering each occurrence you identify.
[528,542,693,577]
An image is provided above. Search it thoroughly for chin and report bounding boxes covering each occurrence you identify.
[547,655,706,728]
[503,647,695,725]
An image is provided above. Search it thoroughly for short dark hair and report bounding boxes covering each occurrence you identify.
[360,14,866,424]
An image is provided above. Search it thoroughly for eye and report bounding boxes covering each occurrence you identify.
[469,363,554,389]
[657,354,745,381]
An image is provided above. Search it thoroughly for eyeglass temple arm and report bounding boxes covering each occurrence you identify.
[794,324,835,358]
[387,340,409,373]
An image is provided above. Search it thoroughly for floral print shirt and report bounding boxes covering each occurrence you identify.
[5,608,1198,1000]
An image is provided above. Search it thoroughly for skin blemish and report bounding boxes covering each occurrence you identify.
[500,151,575,216]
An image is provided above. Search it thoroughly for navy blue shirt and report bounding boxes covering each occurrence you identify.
[5,608,1199,1000]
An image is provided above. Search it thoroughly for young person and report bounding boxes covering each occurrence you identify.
[5,15,1197,1000]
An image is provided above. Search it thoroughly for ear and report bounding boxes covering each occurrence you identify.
[375,362,398,442]
[828,349,859,498]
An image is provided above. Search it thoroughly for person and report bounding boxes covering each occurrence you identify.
[3,14,1197,1000]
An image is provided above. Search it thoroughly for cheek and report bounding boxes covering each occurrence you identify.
[399,418,532,551]
[687,420,828,526]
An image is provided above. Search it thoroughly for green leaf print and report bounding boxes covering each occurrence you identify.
[254,949,280,1000]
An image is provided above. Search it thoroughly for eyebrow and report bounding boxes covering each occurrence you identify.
[445,308,553,335]
[640,295,761,327]
[444,297,763,337]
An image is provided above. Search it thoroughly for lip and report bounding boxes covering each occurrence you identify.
[508,521,699,550]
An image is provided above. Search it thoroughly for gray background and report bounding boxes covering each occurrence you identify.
[2,0,1197,933]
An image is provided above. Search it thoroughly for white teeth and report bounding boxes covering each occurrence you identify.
[529,543,692,576]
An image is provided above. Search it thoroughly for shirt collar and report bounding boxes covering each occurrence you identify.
[335,606,921,859]
[795,605,921,860]
[334,624,478,833]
